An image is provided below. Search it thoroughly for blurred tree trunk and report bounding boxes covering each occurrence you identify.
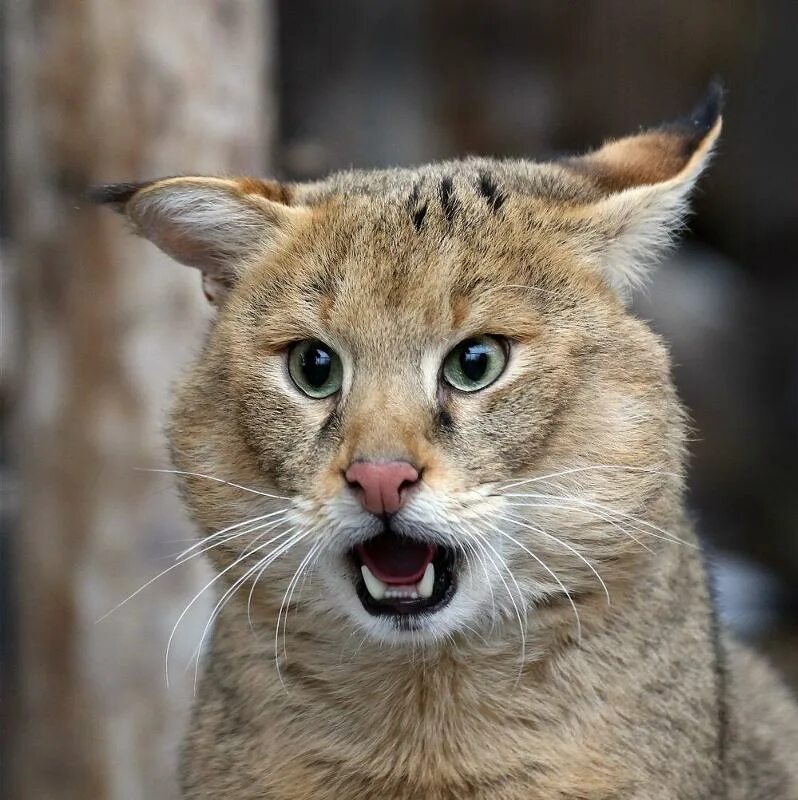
[6,2,274,798]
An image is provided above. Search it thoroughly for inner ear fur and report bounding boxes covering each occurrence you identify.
[560,82,724,297]
[91,176,305,305]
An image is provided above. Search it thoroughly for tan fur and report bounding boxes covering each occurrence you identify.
[98,90,798,799]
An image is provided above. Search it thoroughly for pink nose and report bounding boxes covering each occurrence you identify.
[345,461,420,516]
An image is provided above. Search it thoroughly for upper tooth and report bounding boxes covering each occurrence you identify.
[417,563,435,599]
[361,565,387,600]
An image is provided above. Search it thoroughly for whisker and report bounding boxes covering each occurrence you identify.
[497,499,655,554]
[543,501,656,554]
[459,621,491,646]
[495,464,679,493]
[463,540,497,629]
[176,507,292,561]
[95,513,293,623]
[245,526,318,633]
[460,522,527,668]
[353,631,371,659]
[501,492,695,548]
[192,526,314,691]
[137,467,292,501]
[292,544,324,624]
[497,511,611,605]
[499,283,563,298]
[173,513,296,570]
[187,524,302,680]
[338,626,364,666]
[275,539,324,689]
[164,525,300,687]
[193,524,304,649]
[475,517,582,644]
[173,516,293,574]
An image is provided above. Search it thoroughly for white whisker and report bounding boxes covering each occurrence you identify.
[497,511,611,605]
[498,499,655,554]
[137,467,292,501]
[463,540,497,629]
[191,526,314,691]
[95,513,292,623]
[460,522,527,669]
[165,525,300,687]
[176,507,292,561]
[495,464,678,493]
[187,524,302,680]
[501,492,695,548]
[476,517,582,644]
[275,539,324,690]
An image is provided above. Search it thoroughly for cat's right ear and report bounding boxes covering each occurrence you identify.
[558,83,723,299]
[91,176,307,305]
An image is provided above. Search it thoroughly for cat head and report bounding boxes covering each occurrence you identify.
[96,87,721,648]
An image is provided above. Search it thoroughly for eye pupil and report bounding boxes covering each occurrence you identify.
[301,346,332,388]
[460,344,488,381]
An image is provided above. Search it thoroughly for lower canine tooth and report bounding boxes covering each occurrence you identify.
[361,565,387,600]
[417,563,435,599]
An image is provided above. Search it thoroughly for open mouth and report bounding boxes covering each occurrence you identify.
[350,530,457,616]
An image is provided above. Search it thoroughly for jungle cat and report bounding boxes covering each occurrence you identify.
[96,86,798,799]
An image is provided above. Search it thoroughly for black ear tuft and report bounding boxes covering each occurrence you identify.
[692,78,725,132]
[664,79,725,142]
[88,181,151,212]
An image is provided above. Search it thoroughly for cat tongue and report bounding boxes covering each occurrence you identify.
[357,533,436,585]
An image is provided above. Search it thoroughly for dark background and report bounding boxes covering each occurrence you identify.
[3,2,796,797]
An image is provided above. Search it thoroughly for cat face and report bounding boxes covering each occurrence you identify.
[96,88,721,647]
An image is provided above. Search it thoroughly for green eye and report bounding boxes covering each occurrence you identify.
[442,335,507,392]
[288,340,343,398]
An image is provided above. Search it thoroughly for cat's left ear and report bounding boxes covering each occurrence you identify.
[562,83,723,298]
[92,176,308,305]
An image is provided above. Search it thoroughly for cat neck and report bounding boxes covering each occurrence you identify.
[189,539,707,798]
[209,573,634,740]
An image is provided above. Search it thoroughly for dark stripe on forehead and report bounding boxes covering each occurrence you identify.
[412,203,428,231]
[406,181,420,211]
[478,172,506,212]
[406,181,428,231]
[440,176,457,223]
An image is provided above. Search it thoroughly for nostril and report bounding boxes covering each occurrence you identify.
[344,471,361,490]
[398,468,422,495]
[344,474,367,506]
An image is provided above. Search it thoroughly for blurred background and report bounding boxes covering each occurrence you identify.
[2,1,796,798]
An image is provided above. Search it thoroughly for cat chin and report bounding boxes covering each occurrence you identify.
[345,602,481,647]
